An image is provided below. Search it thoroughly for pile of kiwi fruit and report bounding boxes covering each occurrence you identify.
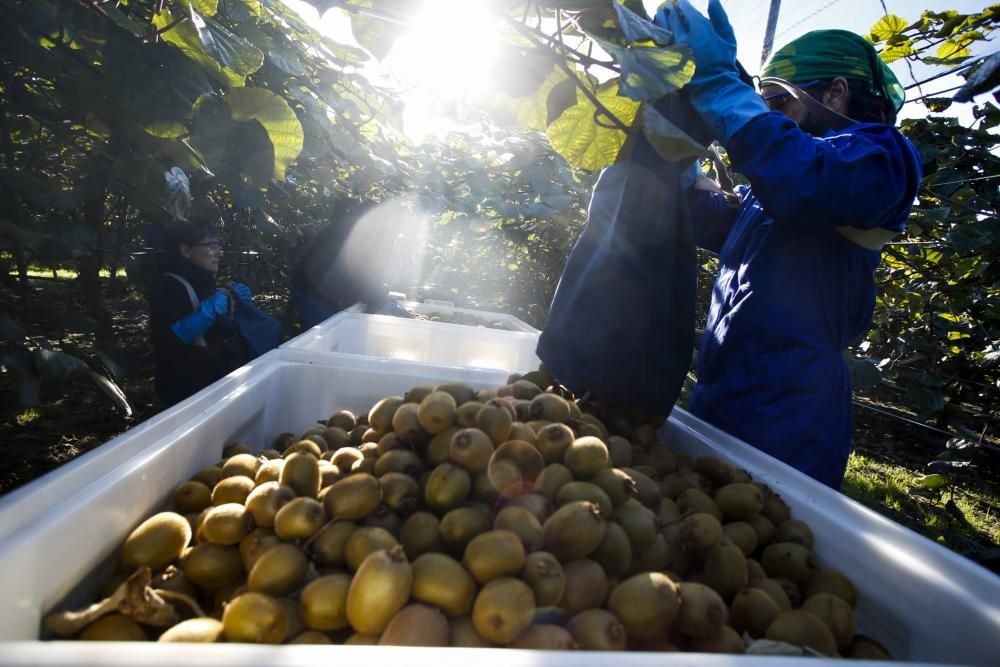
[54,370,892,658]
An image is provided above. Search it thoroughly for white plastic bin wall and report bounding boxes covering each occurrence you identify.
[398,301,540,333]
[282,312,541,373]
[1,352,998,664]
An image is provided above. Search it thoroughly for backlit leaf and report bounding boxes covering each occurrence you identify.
[546,83,640,171]
[869,14,909,42]
[598,39,695,101]
[225,87,304,180]
[641,104,704,161]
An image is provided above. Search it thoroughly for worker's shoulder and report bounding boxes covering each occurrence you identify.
[824,122,917,156]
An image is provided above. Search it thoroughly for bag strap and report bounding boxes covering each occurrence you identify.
[165,272,208,348]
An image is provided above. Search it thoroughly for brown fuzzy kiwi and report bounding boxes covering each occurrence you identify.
[675,582,727,638]
[324,472,382,521]
[379,604,449,646]
[689,625,745,653]
[612,498,658,551]
[424,463,472,511]
[192,466,224,489]
[157,617,224,642]
[379,472,421,514]
[405,385,435,404]
[212,476,255,506]
[254,459,284,486]
[759,489,792,525]
[449,615,496,647]
[247,543,308,597]
[222,452,259,479]
[559,558,608,615]
[566,609,627,650]
[488,440,544,494]
[273,497,326,541]
[477,400,514,446]
[765,609,838,656]
[633,532,670,573]
[456,401,485,428]
[677,488,724,521]
[774,519,816,549]
[400,511,442,559]
[375,431,407,456]
[308,520,357,568]
[440,506,492,555]
[660,471,712,500]
[519,551,566,607]
[329,446,364,471]
[494,506,543,552]
[805,569,859,608]
[847,635,893,660]
[344,526,398,572]
[622,468,660,507]
[634,447,679,476]
[464,529,526,584]
[300,574,352,631]
[591,521,633,578]
[557,481,613,518]
[373,448,424,478]
[175,481,213,515]
[508,421,537,444]
[279,452,320,498]
[607,572,679,640]
[752,578,793,611]
[80,614,147,641]
[449,428,495,473]
[746,558,767,584]
[677,512,724,557]
[201,503,254,545]
[702,543,749,601]
[120,512,192,572]
[542,501,607,561]
[509,624,576,650]
[529,393,571,423]
[418,391,458,434]
[392,402,427,445]
[222,592,287,644]
[472,577,536,644]
[345,546,413,636]
[327,410,357,431]
[748,513,776,547]
[802,593,855,649]
[605,436,633,468]
[284,439,323,459]
[760,542,820,588]
[590,467,638,508]
[562,436,610,479]
[368,396,405,434]
[714,483,764,522]
[692,455,737,486]
[411,552,477,616]
[508,492,555,524]
[535,463,573,500]
[287,630,332,644]
[722,521,759,557]
[731,587,780,638]
[435,382,478,406]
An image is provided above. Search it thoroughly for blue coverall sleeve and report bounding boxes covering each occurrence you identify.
[725,112,922,231]
[686,187,738,254]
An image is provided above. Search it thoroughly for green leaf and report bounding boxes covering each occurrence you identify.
[153,8,246,87]
[192,0,219,16]
[611,1,673,45]
[641,104,704,161]
[349,0,406,60]
[188,6,264,77]
[914,473,949,490]
[546,83,640,171]
[508,68,571,132]
[935,39,972,63]
[225,88,304,180]
[869,14,909,42]
[598,39,695,101]
[879,41,916,63]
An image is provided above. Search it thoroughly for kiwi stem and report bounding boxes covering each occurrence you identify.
[154,589,207,618]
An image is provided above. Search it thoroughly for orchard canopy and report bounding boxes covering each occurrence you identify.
[0,1,998,452]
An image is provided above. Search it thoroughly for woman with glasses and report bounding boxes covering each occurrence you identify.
[654,2,922,489]
[148,218,254,406]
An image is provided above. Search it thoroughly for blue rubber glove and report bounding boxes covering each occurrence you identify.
[170,289,229,345]
[230,282,252,302]
[655,0,769,144]
[681,159,702,190]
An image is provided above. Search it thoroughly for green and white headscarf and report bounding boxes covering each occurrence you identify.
[761,29,905,111]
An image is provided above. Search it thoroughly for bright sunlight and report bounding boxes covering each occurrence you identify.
[385,0,502,140]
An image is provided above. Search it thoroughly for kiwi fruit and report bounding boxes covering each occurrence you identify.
[702,543,748,601]
[299,574,352,631]
[449,428,494,473]
[760,490,793,525]
[774,519,816,549]
[542,501,606,561]
[805,569,859,608]
[746,557,767,584]
[760,542,820,588]
[345,546,413,635]
[519,551,565,607]
[590,468,638,508]
[379,472,421,514]
[343,633,379,645]
[622,468,660,508]
[247,543,308,597]
[590,521,633,578]
[476,401,514,446]
[633,532,669,573]
[120,512,192,572]
[175,481,213,515]
[244,482,296,529]
[765,609,838,656]
[509,624,576,650]
[802,593,855,649]
[752,578,793,611]
[464,529,525,583]
[563,436,609,479]
[362,505,401,535]
[221,592,287,644]
[488,440,544,494]
[449,615,495,647]
[426,426,461,466]
[200,503,254,545]
[493,506,543,552]
[79,614,147,641]
[221,453,259,479]
[284,439,323,459]
[211,476,255,506]
[472,576,536,644]
[308,520,357,567]
[435,382,478,406]
[424,463,471,511]
[157,617,224,642]
[605,436,632,468]
[676,488,723,521]
[748,513,776,547]
[273,497,326,541]
[731,587,780,638]
[722,521,758,557]
[254,459,284,486]
[557,481,613,518]
[321,426,351,450]
[344,526,399,572]
[675,582,727,638]
[689,625,745,653]
[612,498,658,551]
[417,391,458,434]
[327,410,357,431]
[677,512,723,557]
[559,558,608,615]
[192,466,224,489]
[566,609,627,650]
[279,452,320,498]
[392,402,426,445]
[324,473,381,520]
[329,447,364,471]
[373,448,424,478]
[847,635,893,660]
[692,455,736,487]
[530,393,571,423]
[411,552,476,616]
[535,463,573,500]
[400,511,442,559]
[440,506,492,555]
[535,423,575,463]
[606,572,680,640]
[368,396,405,434]
[456,401,485,428]
[508,421,536,444]
[379,603,449,646]
[507,492,555,524]
[288,630,332,644]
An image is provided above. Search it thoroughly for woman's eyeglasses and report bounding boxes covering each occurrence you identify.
[192,242,223,252]
[761,80,824,111]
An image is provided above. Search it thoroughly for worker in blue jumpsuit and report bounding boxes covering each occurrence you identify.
[655,1,922,488]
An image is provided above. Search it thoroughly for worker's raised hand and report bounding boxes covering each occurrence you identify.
[655,0,738,88]
[229,282,252,302]
[202,289,231,318]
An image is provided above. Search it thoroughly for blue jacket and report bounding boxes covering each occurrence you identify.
[687,111,922,488]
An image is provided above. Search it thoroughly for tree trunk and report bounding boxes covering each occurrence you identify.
[78,152,114,343]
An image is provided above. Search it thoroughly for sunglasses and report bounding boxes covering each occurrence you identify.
[761,80,824,111]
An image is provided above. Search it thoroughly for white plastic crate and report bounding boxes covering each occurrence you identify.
[0,351,997,665]
[282,311,541,374]
[397,301,540,333]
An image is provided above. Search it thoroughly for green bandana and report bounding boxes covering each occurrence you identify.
[761,29,905,112]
